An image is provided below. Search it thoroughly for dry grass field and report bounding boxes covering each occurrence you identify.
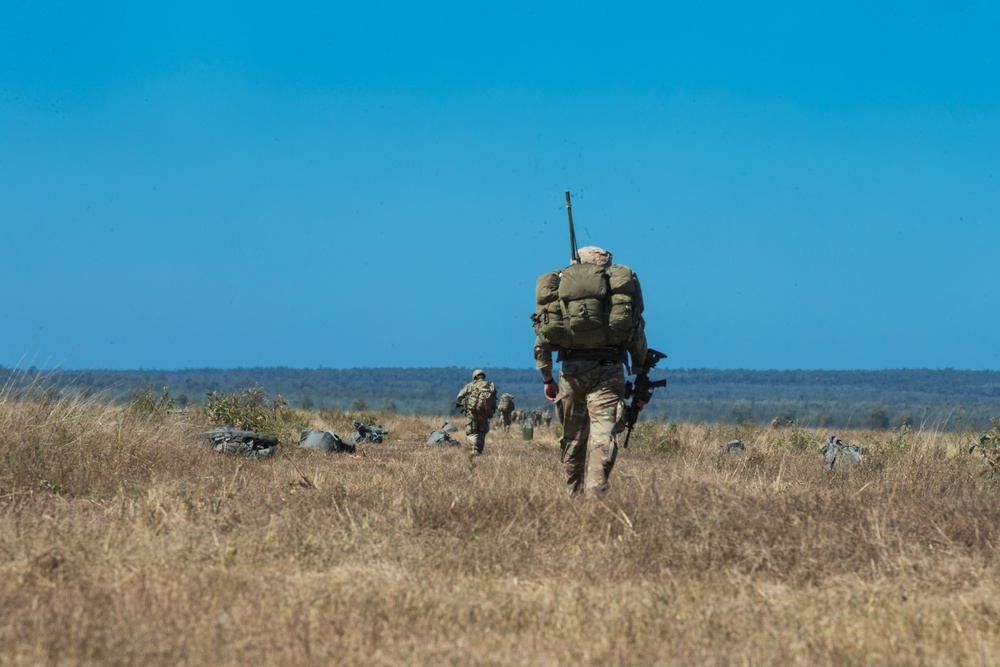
[1,391,998,666]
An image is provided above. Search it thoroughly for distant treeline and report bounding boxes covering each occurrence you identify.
[3,365,1000,431]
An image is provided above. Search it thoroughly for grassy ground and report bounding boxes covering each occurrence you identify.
[1,394,997,666]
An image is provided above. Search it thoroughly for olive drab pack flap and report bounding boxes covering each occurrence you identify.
[532,263,642,349]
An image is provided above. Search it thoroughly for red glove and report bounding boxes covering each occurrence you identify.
[543,379,559,401]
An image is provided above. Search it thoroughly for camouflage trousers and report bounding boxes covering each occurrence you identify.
[465,413,490,455]
[500,409,513,431]
[557,359,626,496]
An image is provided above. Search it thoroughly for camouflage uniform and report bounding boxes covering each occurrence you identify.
[499,396,515,432]
[455,370,495,455]
[534,245,649,496]
[500,410,514,431]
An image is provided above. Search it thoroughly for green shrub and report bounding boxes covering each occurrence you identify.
[773,424,815,452]
[884,424,914,458]
[628,420,683,455]
[204,386,274,433]
[125,385,175,421]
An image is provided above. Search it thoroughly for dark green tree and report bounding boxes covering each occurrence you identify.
[864,405,891,430]
[724,401,753,424]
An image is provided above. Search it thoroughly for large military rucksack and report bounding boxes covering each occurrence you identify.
[531,262,643,349]
[299,429,356,454]
[466,380,497,416]
[498,393,514,412]
[201,426,278,459]
[821,435,867,470]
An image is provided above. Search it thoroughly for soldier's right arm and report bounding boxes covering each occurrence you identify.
[534,337,555,383]
[535,337,560,400]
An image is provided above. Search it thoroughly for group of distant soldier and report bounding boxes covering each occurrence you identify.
[453,372,555,450]
[494,397,554,433]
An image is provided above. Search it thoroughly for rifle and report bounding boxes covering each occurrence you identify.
[565,190,580,263]
[621,348,668,448]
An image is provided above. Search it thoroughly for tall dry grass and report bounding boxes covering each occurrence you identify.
[0,391,997,666]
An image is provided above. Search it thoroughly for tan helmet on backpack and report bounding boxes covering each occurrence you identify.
[577,246,612,267]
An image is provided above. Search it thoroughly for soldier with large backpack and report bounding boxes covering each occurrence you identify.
[455,369,498,455]
[532,240,652,497]
[498,393,516,432]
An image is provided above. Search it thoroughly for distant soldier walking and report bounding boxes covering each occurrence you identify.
[455,369,498,455]
[498,393,516,432]
[532,241,654,497]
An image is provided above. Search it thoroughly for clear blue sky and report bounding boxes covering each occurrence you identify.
[2,1,998,371]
